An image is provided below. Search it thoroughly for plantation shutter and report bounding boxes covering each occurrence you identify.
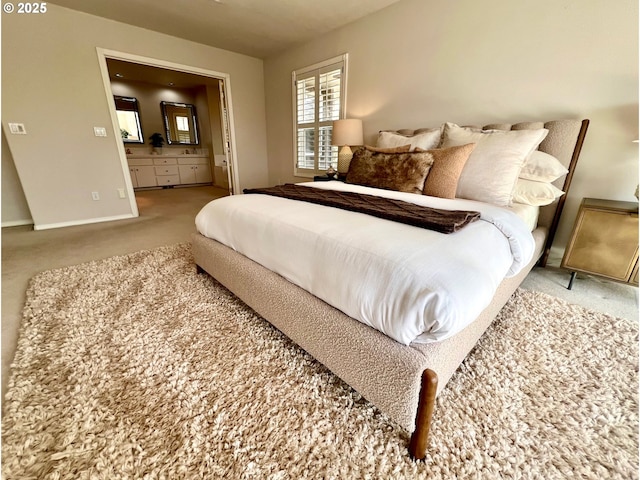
[293,55,347,176]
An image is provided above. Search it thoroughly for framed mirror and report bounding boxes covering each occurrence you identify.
[160,101,199,145]
[114,96,144,143]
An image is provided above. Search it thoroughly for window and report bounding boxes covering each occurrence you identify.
[175,115,191,143]
[292,54,347,176]
[175,116,189,132]
[114,96,144,143]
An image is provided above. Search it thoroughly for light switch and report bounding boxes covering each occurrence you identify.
[8,123,26,134]
[94,127,107,137]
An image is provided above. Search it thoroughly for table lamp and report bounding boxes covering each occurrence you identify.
[332,119,364,174]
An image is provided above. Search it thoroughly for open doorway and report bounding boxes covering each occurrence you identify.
[96,49,239,218]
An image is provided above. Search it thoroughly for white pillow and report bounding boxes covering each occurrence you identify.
[440,123,549,206]
[520,151,568,182]
[512,178,564,206]
[376,128,441,151]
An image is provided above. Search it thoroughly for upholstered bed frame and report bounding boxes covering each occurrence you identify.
[192,119,589,459]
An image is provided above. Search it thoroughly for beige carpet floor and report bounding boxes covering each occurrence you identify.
[2,244,638,479]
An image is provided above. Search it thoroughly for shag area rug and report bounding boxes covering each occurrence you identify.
[2,244,638,479]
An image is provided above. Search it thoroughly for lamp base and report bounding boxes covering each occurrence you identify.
[337,145,354,174]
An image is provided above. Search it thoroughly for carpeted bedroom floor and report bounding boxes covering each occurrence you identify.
[1,185,638,477]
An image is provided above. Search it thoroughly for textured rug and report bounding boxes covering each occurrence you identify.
[2,244,638,479]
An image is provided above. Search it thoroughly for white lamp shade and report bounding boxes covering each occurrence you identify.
[332,119,363,147]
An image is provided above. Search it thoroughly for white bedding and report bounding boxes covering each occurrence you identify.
[195,181,535,345]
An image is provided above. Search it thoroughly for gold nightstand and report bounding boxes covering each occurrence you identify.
[561,198,639,289]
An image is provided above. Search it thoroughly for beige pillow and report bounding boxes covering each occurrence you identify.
[364,144,411,153]
[512,178,564,206]
[520,151,568,182]
[376,129,442,151]
[414,143,476,199]
[346,149,434,195]
[440,123,549,206]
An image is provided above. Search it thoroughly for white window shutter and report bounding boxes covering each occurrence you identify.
[292,55,347,176]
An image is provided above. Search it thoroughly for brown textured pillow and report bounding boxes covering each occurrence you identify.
[364,144,412,153]
[414,143,476,199]
[346,149,434,194]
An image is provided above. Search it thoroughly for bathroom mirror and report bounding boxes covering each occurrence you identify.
[160,101,199,145]
[114,96,144,143]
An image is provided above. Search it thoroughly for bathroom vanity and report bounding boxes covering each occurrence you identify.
[127,155,212,189]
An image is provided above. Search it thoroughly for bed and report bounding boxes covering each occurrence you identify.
[191,119,589,459]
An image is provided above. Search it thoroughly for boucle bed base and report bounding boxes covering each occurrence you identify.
[192,230,544,457]
[192,119,588,459]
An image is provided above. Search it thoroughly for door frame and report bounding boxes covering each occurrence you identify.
[96,48,240,216]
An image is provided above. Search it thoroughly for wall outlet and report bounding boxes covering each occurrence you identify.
[93,127,107,137]
[117,188,126,199]
[91,191,100,201]
[8,123,26,135]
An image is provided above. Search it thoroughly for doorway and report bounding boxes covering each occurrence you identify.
[96,49,239,218]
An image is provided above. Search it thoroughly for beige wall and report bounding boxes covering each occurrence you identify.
[2,4,268,229]
[111,80,218,155]
[206,84,229,189]
[264,0,638,253]
[206,85,225,156]
[110,79,198,150]
[1,131,32,226]
[193,86,213,156]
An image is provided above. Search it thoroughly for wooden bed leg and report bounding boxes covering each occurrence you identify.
[408,369,438,460]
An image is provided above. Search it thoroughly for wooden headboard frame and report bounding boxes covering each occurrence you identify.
[386,119,590,267]
[539,119,590,266]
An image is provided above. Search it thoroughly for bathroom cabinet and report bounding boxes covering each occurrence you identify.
[128,162,157,188]
[178,157,212,184]
[127,155,212,189]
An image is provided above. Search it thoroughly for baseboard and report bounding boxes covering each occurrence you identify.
[33,213,136,231]
[1,219,34,228]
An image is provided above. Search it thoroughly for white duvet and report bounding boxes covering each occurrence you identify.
[195,181,535,345]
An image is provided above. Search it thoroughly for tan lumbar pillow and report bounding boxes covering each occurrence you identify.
[414,143,477,199]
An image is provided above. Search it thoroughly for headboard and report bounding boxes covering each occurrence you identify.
[387,119,590,266]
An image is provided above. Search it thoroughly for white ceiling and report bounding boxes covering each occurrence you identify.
[49,0,401,59]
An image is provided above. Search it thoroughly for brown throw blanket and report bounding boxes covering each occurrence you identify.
[243,184,480,234]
